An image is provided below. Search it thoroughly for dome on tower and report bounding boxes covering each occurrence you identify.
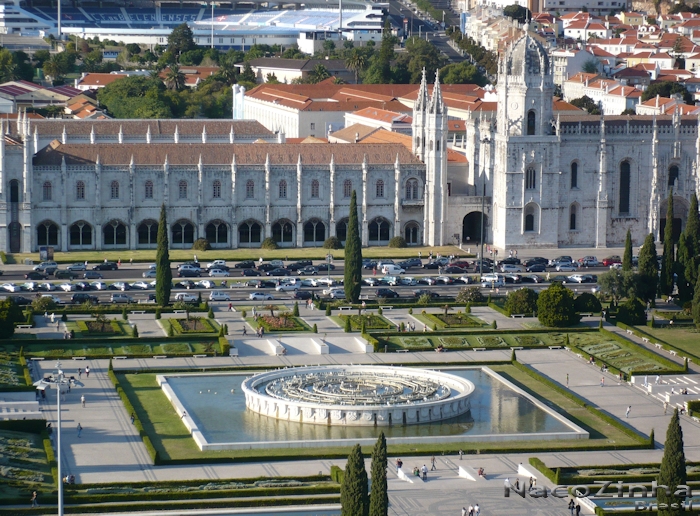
[505,32,550,77]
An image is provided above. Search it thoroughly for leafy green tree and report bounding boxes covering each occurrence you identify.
[346,49,367,84]
[657,409,687,515]
[363,19,394,84]
[598,269,627,302]
[641,81,693,104]
[156,204,172,306]
[97,75,173,118]
[440,61,487,86]
[617,297,646,325]
[240,62,257,84]
[401,38,446,84]
[168,23,196,58]
[570,95,601,114]
[344,190,363,303]
[456,286,485,303]
[676,232,694,302]
[503,4,531,23]
[341,444,368,516]
[536,282,580,327]
[660,192,676,296]
[574,292,602,313]
[582,58,600,74]
[623,229,633,271]
[33,49,50,67]
[694,266,700,328]
[504,288,538,316]
[638,233,659,304]
[0,299,23,339]
[685,193,700,286]
[369,433,388,516]
[165,64,186,91]
[0,49,18,82]
[180,49,204,66]
[309,63,330,83]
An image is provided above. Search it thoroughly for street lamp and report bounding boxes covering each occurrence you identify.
[209,2,219,49]
[52,360,70,516]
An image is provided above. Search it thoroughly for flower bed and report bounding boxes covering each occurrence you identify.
[170,318,217,334]
[254,316,309,332]
[339,314,392,330]
[432,313,483,328]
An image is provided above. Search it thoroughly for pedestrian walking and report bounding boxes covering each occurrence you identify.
[664,401,668,415]
[228,303,233,312]
[430,455,436,471]
[56,321,60,330]
[242,326,247,336]
[30,491,38,507]
[644,375,648,387]
[568,499,575,515]
[77,423,82,438]
[458,449,463,460]
[81,395,85,408]
[575,503,581,516]
[655,375,660,385]
[600,377,604,387]
[421,464,428,480]
[461,507,467,516]
[474,503,480,516]
[528,476,534,491]
[78,368,82,379]
[85,366,90,378]
[50,313,55,323]
[467,504,473,516]
[130,413,135,424]
[566,373,569,387]
[626,405,631,418]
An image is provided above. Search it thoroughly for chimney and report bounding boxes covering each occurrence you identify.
[355,132,360,143]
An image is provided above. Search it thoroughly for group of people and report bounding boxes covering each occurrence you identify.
[461,504,480,516]
[62,474,76,484]
[62,330,76,340]
[395,323,417,332]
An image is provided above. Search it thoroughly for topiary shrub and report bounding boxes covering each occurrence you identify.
[465,303,471,314]
[344,317,352,333]
[293,302,299,316]
[432,323,437,331]
[377,307,383,315]
[61,312,67,322]
[313,323,318,333]
[325,305,332,316]
[207,307,214,319]
[504,288,538,316]
[224,324,228,335]
[192,238,211,251]
[261,237,278,250]
[323,236,342,249]
[122,308,128,321]
[491,320,497,329]
[617,297,647,325]
[574,292,602,313]
[536,283,580,327]
[132,325,139,338]
[408,307,413,314]
[167,324,174,337]
[361,320,367,333]
[155,308,161,320]
[241,310,247,318]
[387,236,407,248]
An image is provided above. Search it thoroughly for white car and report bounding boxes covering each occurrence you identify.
[458,276,472,284]
[147,263,157,270]
[112,282,129,291]
[130,281,150,290]
[316,277,337,287]
[66,263,86,271]
[173,293,198,303]
[556,263,578,272]
[500,264,524,273]
[363,277,382,287]
[58,283,76,292]
[275,283,300,292]
[329,289,346,299]
[142,270,157,278]
[206,260,227,270]
[299,278,317,287]
[196,280,215,289]
[421,277,438,286]
[37,282,56,291]
[384,276,399,286]
[1,282,21,292]
[209,291,231,301]
[90,281,107,290]
[209,269,230,277]
[481,274,505,288]
[609,263,623,270]
[21,282,38,291]
[249,292,274,301]
[566,275,585,284]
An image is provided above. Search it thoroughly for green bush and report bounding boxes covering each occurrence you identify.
[219,336,230,355]
[617,298,647,325]
[61,311,67,322]
[241,310,247,318]
[387,236,407,248]
[32,296,57,312]
[504,288,538,316]
[344,317,352,333]
[537,283,580,327]
[132,325,139,338]
[261,237,278,250]
[325,305,332,316]
[313,323,318,333]
[207,308,214,319]
[167,324,174,337]
[293,302,299,316]
[323,236,342,249]
[491,320,497,329]
[192,238,211,251]
[574,293,602,313]
[408,307,413,314]
[122,307,128,320]
[330,465,345,484]
[377,306,383,315]
[457,287,485,303]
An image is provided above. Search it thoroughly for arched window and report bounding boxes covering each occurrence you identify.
[145,180,154,199]
[404,221,420,245]
[37,221,59,246]
[311,180,320,198]
[336,218,348,242]
[137,220,158,246]
[524,204,538,233]
[415,136,420,150]
[212,180,221,199]
[343,179,352,198]
[436,139,441,151]
[272,220,294,243]
[376,179,384,198]
[369,217,391,242]
[619,161,631,214]
[69,221,92,247]
[570,162,578,189]
[172,220,195,245]
[405,179,419,200]
[110,181,119,199]
[669,165,679,187]
[76,180,85,200]
[178,180,188,199]
[527,110,536,136]
[279,179,287,199]
[246,180,254,199]
[42,181,52,201]
[239,220,262,245]
[303,219,326,244]
[103,220,127,246]
[9,179,19,203]
[569,204,578,231]
[526,168,536,190]
[205,220,228,245]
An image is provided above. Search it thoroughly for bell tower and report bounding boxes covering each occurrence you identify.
[424,70,448,246]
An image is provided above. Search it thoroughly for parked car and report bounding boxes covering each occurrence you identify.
[130,281,150,290]
[1,283,21,292]
[328,289,346,299]
[526,263,547,273]
[110,282,130,291]
[177,280,196,289]
[362,260,377,270]
[9,295,32,306]
[524,257,548,267]
[376,288,399,298]
[142,270,157,278]
[25,271,47,280]
[33,261,58,274]
[578,256,600,267]
[234,261,256,269]
[66,263,86,272]
[83,271,104,280]
[480,274,505,288]
[422,261,441,269]
[292,291,314,300]
[242,269,261,277]
[249,292,274,301]
[21,282,38,292]
[209,291,231,301]
[71,293,98,305]
[499,257,521,265]
[500,264,525,273]
[58,283,76,292]
[178,268,201,278]
[41,294,62,304]
[174,293,198,303]
[398,258,422,269]
[521,275,544,284]
[257,263,277,272]
[37,282,56,291]
[90,281,107,290]
[503,274,521,284]
[412,289,439,298]
[286,260,313,272]
[382,265,405,275]
[435,276,454,284]
[110,293,134,304]
[196,280,215,289]
[549,256,573,266]
[297,266,319,276]
[93,262,118,271]
[418,277,438,286]
[399,276,418,286]
[556,263,579,272]
[602,256,622,267]
[209,269,230,277]
[55,270,79,280]
[206,260,228,271]
[443,266,467,274]
[275,283,300,292]
[267,268,291,277]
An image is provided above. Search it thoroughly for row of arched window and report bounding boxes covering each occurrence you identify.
[36,218,422,248]
[42,178,424,202]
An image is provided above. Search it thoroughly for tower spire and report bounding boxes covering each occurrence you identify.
[429,70,444,114]
[415,68,428,111]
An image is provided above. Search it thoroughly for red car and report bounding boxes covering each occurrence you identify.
[602,255,622,267]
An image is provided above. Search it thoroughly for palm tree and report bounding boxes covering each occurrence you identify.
[442,304,451,317]
[264,304,278,317]
[164,64,186,91]
[309,63,330,84]
[345,50,366,84]
[43,54,64,83]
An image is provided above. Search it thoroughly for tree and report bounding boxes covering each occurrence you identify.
[617,297,647,325]
[598,269,636,303]
[164,64,186,91]
[240,62,257,84]
[581,58,600,74]
[570,95,601,115]
[657,409,687,515]
[622,229,633,271]
[641,81,693,104]
[0,299,23,339]
[156,204,172,306]
[345,50,367,84]
[503,4,531,23]
[676,233,694,302]
[685,193,700,287]
[168,23,196,58]
[341,444,368,516]
[439,61,488,86]
[536,283,580,327]
[694,266,700,328]
[309,63,330,83]
[363,19,394,84]
[638,233,659,304]
[401,38,446,84]
[369,433,388,516]
[504,288,538,316]
[660,192,676,296]
[344,190,363,303]
[574,292,602,313]
[0,49,17,83]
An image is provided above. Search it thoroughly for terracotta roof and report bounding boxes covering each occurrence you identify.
[350,107,412,124]
[245,58,348,72]
[30,119,273,137]
[613,66,650,77]
[76,73,128,88]
[448,120,466,131]
[554,99,584,111]
[566,72,600,83]
[329,123,379,143]
[33,141,423,166]
[303,100,411,113]
[358,129,468,163]
[0,112,43,120]
[160,66,220,86]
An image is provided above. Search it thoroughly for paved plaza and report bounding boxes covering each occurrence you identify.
[21,304,700,515]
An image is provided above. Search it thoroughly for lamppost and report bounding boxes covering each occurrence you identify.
[209,2,218,49]
[52,360,70,516]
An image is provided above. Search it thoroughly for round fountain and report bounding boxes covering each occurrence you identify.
[241,365,474,426]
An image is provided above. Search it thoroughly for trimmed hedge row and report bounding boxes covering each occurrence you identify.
[19,353,32,387]
[616,322,699,364]
[70,475,331,491]
[35,305,207,315]
[528,457,560,484]
[219,336,230,355]
[43,429,57,484]
[0,419,46,433]
[330,465,344,484]
[599,328,685,373]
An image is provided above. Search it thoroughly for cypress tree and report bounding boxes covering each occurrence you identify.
[687,193,700,254]
[660,192,676,296]
[156,204,173,306]
[676,233,694,303]
[341,444,369,516]
[622,229,633,271]
[656,409,687,515]
[344,316,352,333]
[344,190,363,303]
[369,433,388,516]
[638,233,659,305]
[693,266,700,328]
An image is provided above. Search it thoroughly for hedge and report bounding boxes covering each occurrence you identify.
[31,305,207,315]
[70,475,331,491]
[528,457,560,484]
[218,336,230,355]
[599,328,684,373]
[0,419,47,434]
[43,429,57,484]
[616,321,698,364]
[169,317,218,335]
[330,465,345,484]
[19,353,32,387]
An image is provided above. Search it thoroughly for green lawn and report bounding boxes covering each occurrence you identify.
[332,314,393,330]
[0,352,25,387]
[385,331,568,351]
[0,430,53,504]
[5,245,466,265]
[637,326,700,360]
[117,364,646,462]
[412,312,486,330]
